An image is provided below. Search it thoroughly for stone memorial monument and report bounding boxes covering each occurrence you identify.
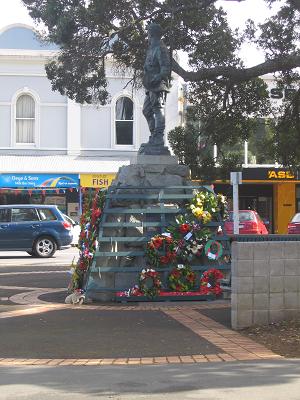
[86,24,191,302]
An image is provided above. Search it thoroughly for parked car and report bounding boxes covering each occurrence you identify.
[62,214,80,245]
[224,210,269,235]
[0,204,73,257]
[287,213,300,234]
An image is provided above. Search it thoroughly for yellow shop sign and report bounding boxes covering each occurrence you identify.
[268,170,295,179]
[80,173,116,188]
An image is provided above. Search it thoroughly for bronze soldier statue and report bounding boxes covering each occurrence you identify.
[138,23,171,155]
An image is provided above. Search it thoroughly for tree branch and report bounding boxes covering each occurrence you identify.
[172,54,300,83]
[288,0,300,12]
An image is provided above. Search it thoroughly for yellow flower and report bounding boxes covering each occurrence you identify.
[193,207,203,219]
[202,211,212,224]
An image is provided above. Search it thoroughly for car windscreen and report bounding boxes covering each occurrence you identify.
[291,213,300,223]
[228,211,255,222]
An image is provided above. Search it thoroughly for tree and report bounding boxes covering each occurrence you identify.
[23,0,300,176]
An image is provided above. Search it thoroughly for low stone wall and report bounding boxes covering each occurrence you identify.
[231,241,300,330]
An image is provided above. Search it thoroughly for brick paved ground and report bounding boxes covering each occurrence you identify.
[0,300,282,366]
[0,255,282,367]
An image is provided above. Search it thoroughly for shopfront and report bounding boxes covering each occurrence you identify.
[214,167,300,234]
[0,173,79,217]
[79,173,116,214]
[80,173,116,189]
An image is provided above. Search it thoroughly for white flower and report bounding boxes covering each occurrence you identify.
[177,264,185,269]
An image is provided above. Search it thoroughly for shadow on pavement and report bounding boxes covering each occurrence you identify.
[0,360,300,399]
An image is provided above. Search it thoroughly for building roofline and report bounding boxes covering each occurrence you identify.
[0,23,38,36]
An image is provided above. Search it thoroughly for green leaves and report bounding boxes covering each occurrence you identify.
[21,0,300,170]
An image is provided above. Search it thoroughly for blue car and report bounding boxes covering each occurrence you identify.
[0,204,73,257]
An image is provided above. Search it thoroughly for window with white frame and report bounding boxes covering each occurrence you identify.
[16,94,35,144]
[115,96,133,145]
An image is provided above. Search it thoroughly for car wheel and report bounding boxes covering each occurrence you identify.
[33,236,57,258]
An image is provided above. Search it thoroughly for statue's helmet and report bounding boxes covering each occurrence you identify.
[147,23,163,38]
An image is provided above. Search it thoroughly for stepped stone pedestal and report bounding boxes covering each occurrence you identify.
[115,156,190,188]
[86,156,193,302]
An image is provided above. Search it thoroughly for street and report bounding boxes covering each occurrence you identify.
[0,247,78,267]
[0,247,300,400]
[0,247,78,307]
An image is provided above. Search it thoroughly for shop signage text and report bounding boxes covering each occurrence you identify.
[269,87,297,100]
[242,168,299,181]
[0,174,79,188]
[267,170,295,179]
[80,173,116,188]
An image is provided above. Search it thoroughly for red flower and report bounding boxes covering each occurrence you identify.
[166,251,176,262]
[79,260,87,271]
[152,237,163,249]
[179,223,190,234]
[160,256,169,264]
[214,285,222,295]
[93,208,101,218]
[175,284,182,291]
[199,286,210,295]
[171,269,181,279]
[186,272,196,282]
[165,236,173,244]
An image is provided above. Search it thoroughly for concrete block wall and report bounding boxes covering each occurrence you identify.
[231,241,300,330]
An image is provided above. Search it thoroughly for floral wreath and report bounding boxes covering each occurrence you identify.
[166,216,212,262]
[204,240,223,260]
[168,264,197,292]
[146,234,177,267]
[139,268,162,298]
[200,268,223,295]
[68,189,105,293]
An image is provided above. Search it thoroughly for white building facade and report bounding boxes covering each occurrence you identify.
[0,24,182,217]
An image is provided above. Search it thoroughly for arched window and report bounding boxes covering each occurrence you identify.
[115,96,133,145]
[16,94,35,144]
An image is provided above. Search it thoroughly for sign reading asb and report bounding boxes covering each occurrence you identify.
[0,174,79,188]
[242,168,298,181]
[267,170,295,179]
